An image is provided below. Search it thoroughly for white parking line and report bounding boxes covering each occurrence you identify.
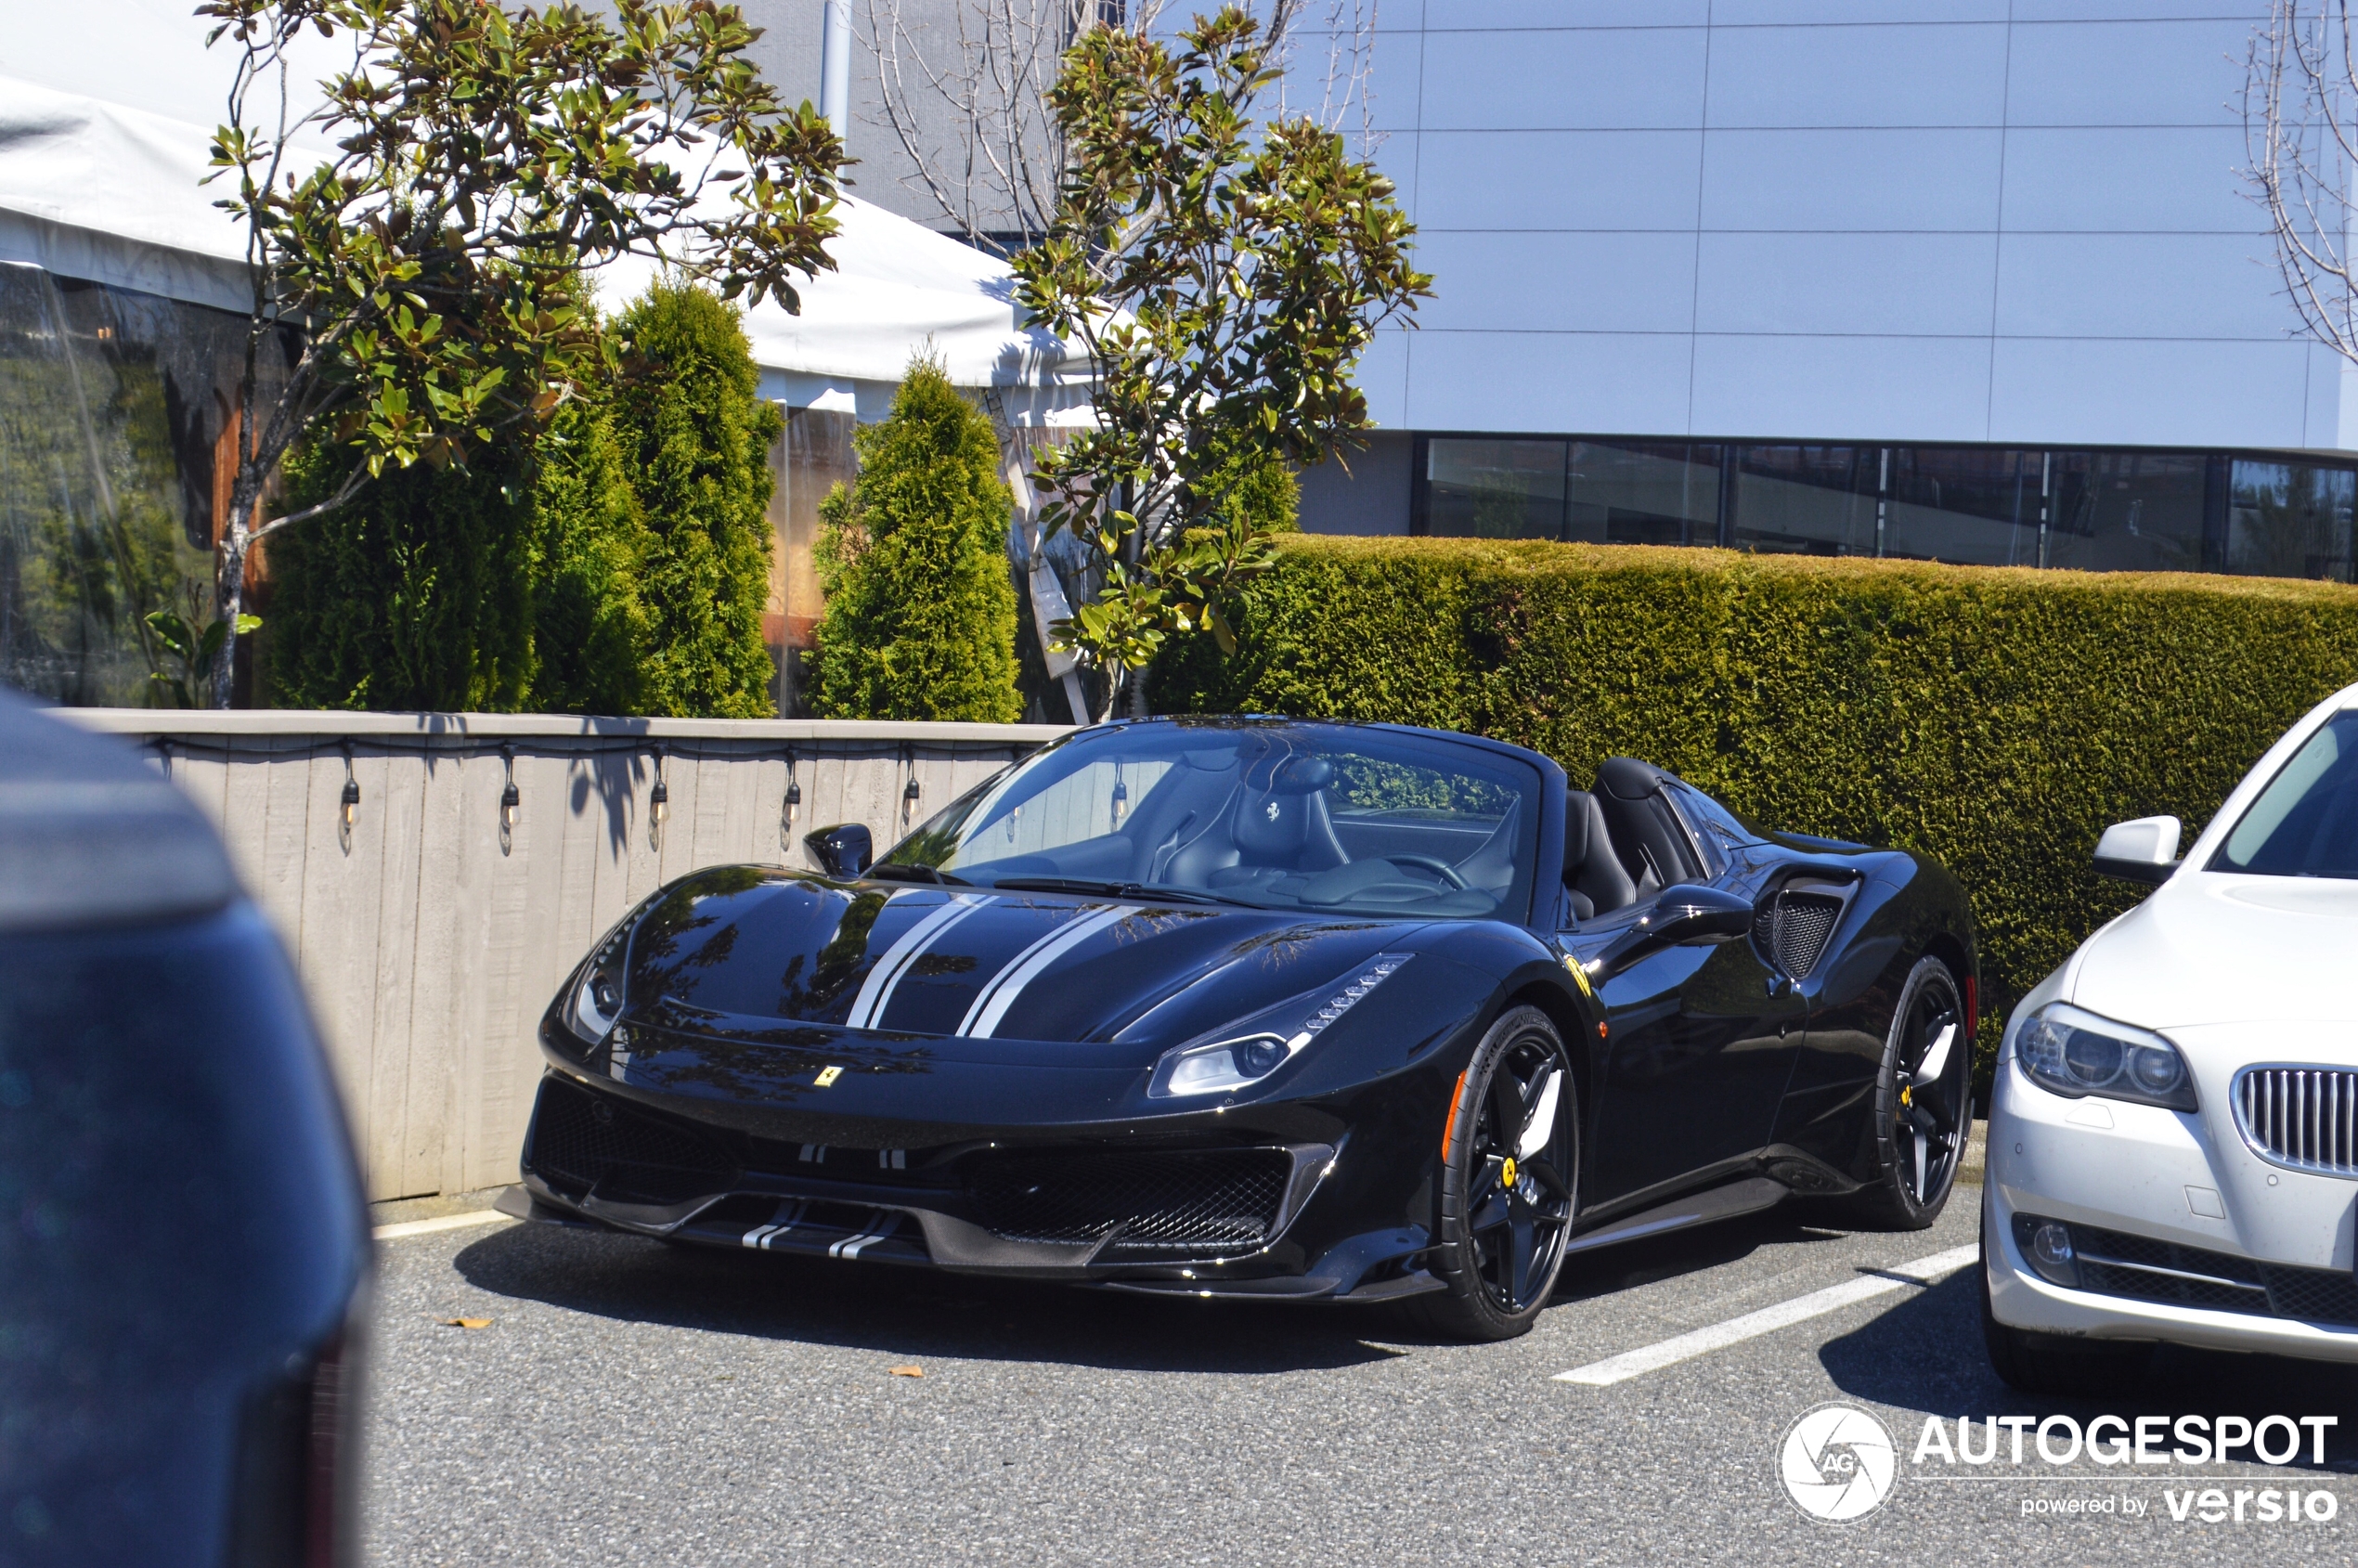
[374,1210,513,1240]
[1552,1242,1981,1387]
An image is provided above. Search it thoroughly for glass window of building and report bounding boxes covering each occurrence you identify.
[2045,452,2209,574]
[1565,442,1720,546]
[1423,438,1567,538]
[2229,460,2356,583]
[1732,446,1877,555]
[1,267,242,706]
[1883,447,2044,567]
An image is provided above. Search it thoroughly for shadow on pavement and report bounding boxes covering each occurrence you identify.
[1819,1271,2358,1472]
[1548,1204,1855,1307]
[450,1220,1414,1375]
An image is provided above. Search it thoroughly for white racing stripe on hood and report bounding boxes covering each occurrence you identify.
[956,903,1134,1039]
[846,892,995,1030]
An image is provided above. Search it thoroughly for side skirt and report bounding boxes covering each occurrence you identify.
[1561,1174,1791,1256]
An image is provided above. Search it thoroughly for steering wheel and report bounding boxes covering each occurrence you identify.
[1383,854,1469,889]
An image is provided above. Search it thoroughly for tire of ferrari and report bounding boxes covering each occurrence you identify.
[1406,1005,1579,1343]
[1828,954,1970,1232]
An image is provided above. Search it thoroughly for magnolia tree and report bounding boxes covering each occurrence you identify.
[197,0,846,706]
[1012,7,1428,717]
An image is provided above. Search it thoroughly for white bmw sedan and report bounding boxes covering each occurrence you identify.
[1984,682,2358,1393]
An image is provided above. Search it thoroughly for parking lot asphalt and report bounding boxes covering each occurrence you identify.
[367,1186,2358,1566]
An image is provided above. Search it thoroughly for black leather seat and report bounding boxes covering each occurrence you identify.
[1207,778,1347,888]
[1562,788,1638,919]
[1592,758,1704,901]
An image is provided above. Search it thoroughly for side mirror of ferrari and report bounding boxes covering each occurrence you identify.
[2092,814,2181,887]
[1587,884,1754,983]
[804,823,874,879]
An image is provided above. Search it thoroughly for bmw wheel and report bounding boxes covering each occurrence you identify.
[1411,1005,1577,1341]
[1838,956,1971,1230]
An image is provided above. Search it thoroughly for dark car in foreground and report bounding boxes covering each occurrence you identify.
[0,692,368,1566]
[507,718,1976,1340]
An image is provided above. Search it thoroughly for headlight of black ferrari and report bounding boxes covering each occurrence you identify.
[1147,953,1413,1098]
[560,914,640,1049]
[2014,1002,2196,1111]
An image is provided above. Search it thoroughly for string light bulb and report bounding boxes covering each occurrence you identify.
[649,748,669,853]
[498,747,519,855]
[336,745,359,854]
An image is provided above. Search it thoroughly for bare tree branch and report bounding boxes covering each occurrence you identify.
[862,0,1375,254]
[2248,2,2358,363]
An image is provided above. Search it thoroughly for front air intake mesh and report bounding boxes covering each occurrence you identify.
[1755,889,1846,979]
[525,1077,736,1206]
[965,1148,1291,1261]
[2061,1221,2358,1328]
[2235,1067,2358,1177]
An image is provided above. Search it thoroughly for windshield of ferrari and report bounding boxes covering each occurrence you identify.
[878,721,1543,922]
[2214,710,2358,878]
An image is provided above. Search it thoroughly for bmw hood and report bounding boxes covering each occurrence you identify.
[2068,871,2358,1030]
[615,866,1424,1056]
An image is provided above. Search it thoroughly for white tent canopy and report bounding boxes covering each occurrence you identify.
[0,8,1090,421]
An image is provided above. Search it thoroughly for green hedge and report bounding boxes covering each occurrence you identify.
[1160,537,2358,1082]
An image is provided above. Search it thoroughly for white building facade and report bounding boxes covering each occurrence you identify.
[1285,2,2355,580]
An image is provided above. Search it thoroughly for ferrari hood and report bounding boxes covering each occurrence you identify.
[2068,871,2358,1030]
[621,867,1419,1052]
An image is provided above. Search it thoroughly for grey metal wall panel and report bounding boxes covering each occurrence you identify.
[1407,330,1698,434]
[1422,2,1706,29]
[1690,334,1997,440]
[1987,337,2311,446]
[1713,1,2010,20]
[1420,28,1710,130]
[1699,128,2004,230]
[1995,232,2282,338]
[1998,125,2258,231]
[1704,24,2011,128]
[1420,231,1699,332]
[1418,131,1705,230]
[2004,19,2253,124]
[1694,231,1999,336]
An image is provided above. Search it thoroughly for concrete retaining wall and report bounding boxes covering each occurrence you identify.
[61,710,1069,1200]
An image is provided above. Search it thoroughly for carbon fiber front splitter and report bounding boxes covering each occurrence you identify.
[495,1177,1441,1302]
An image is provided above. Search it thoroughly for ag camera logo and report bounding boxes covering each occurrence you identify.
[1781,1403,1898,1523]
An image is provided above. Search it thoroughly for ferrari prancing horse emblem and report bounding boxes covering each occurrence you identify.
[1264,800,1281,822]
[814,1065,843,1087]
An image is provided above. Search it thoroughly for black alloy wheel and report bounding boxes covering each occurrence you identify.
[1410,1005,1578,1341]
[1838,956,1971,1230]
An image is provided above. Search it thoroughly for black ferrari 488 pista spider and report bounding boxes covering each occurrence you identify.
[506,718,1978,1339]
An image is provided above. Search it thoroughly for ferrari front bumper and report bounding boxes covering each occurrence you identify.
[512,1068,1442,1302]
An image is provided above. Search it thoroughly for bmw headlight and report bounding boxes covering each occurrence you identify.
[1147,953,1412,1099]
[2014,1002,2196,1111]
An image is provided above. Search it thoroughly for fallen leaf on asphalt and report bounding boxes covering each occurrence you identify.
[441,1317,493,1329]
[888,1365,924,1378]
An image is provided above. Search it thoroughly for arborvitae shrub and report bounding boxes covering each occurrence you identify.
[810,356,1020,721]
[610,282,782,719]
[529,384,649,715]
[266,439,539,711]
